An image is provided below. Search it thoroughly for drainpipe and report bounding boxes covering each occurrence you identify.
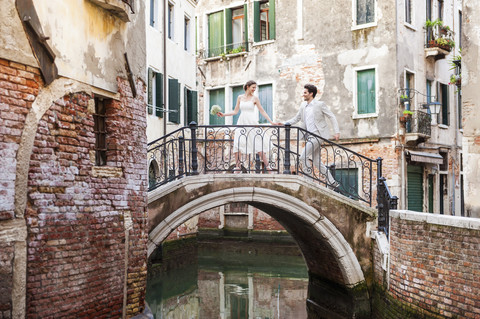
[163,0,167,135]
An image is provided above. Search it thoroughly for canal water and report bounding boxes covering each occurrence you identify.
[146,237,309,318]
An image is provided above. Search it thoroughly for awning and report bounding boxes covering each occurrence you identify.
[407,150,444,164]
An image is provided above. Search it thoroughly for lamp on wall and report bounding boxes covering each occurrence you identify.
[424,101,441,125]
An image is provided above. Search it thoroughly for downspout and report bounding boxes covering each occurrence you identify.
[163,0,167,134]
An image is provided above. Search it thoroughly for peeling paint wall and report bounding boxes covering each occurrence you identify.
[462,0,480,217]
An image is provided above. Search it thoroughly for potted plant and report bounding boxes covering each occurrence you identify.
[400,110,414,124]
[449,74,461,87]
[400,94,410,104]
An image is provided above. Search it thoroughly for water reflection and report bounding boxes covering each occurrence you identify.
[146,240,309,319]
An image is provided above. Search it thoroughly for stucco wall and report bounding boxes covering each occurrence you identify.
[462,0,480,217]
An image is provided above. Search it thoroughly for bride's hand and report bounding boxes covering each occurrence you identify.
[217,112,224,117]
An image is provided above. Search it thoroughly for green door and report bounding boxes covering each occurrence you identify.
[407,165,424,212]
[209,88,225,125]
[258,84,273,124]
[428,174,434,213]
[232,86,243,125]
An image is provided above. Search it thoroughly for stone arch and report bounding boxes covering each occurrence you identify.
[149,187,366,287]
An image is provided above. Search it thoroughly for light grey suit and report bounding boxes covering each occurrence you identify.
[285,100,340,186]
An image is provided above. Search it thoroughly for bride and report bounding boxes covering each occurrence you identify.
[217,80,279,172]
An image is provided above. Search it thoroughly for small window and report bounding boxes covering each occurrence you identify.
[439,83,449,125]
[426,0,433,21]
[94,98,107,166]
[355,0,375,26]
[356,68,376,115]
[168,3,174,39]
[254,0,275,42]
[405,0,412,24]
[184,16,190,51]
[437,0,443,21]
[150,0,158,27]
[459,10,462,49]
[226,6,248,53]
[147,68,163,118]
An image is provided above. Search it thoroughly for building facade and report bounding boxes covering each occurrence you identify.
[194,0,464,216]
[0,0,148,317]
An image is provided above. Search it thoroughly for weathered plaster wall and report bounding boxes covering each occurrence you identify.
[462,1,480,218]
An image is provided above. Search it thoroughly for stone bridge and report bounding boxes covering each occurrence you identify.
[148,174,378,317]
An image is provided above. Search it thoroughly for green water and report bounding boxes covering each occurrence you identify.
[146,239,309,319]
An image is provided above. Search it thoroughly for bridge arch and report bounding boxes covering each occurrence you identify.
[148,175,376,289]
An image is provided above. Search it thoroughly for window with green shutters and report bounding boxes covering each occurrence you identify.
[184,88,198,124]
[209,88,225,125]
[232,86,243,125]
[439,83,449,125]
[356,68,376,114]
[334,168,358,198]
[168,78,180,124]
[258,84,273,124]
[147,68,163,118]
[254,0,275,42]
[226,6,248,53]
[208,11,224,57]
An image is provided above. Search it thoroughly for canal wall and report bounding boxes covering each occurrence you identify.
[373,210,480,318]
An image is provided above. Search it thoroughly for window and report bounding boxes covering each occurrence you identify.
[168,3,174,39]
[426,79,432,114]
[94,98,107,166]
[355,0,375,26]
[254,0,275,42]
[334,168,358,198]
[457,86,462,129]
[209,88,225,125]
[226,6,248,52]
[168,78,180,124]
[426,0,432,21]
[459,10,462,49]
[439,83,449,125]
[258,84,273,124]
[437,0,443,21]
[150,0,158,27]
[405,71,414,132]
[184,16,190,51]
[184,87,198,124]
[405,0,412,24]
[356,68,376,115]
[147,68,163,117]
[207,11,224,57]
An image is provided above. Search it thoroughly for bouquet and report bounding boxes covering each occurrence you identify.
[210,105,221,116]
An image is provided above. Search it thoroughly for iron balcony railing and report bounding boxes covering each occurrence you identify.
[406,111,431,136]
[205,41,248,58]
[147,123,394,209]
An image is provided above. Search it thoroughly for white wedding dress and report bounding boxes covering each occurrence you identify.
[233,99,270,155]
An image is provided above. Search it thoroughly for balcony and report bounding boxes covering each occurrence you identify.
[203,42,248,60]
[424,21,454,60]
[403,111,432,145]
[87,0,134,21]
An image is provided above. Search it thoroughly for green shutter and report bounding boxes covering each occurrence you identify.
[184,87,188,124]
[168,78,180,123]
[147,68,153,114]
[357,69,376,114]
[232,86,244,125]
[441,83,449,125]
[244,4,248,50]
[258,84,273,124]
[428,174,434,213]
[191,91,198,123]
[209,88,225,125]
[268,0,275,40]
[407,165,424,212]
[225,8,233,51]
[253,1,260,42]
[155,73,163,118]
[208,11,224,57]
[335,168,358,198]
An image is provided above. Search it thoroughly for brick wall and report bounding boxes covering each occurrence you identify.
[0,57,148,318]
[373,211,480,318]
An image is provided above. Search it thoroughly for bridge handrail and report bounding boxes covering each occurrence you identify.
[147,123,394,211]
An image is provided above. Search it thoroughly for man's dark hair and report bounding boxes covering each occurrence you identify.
[304,84,317,98]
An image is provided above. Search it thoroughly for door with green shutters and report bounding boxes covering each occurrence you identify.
[208,11,224,57]
[407,165,424,212]
[209,88,225,125]
[258,84,273,124]
[232,86,243,125]
[357,69,376,114]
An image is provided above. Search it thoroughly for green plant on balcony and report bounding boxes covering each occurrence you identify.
[227,46,246,54]
[425,19,455,52]
[400,94,410,104]
[449,74,461,87]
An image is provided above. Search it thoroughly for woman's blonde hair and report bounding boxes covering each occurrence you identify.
[243,80,257,91]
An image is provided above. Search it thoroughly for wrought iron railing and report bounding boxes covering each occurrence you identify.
[406,111,431,136]
[205,42,248,58]
[147,123,396,209]
[376,177,398,238]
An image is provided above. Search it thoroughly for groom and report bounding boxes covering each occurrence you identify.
[283,84,340,188]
